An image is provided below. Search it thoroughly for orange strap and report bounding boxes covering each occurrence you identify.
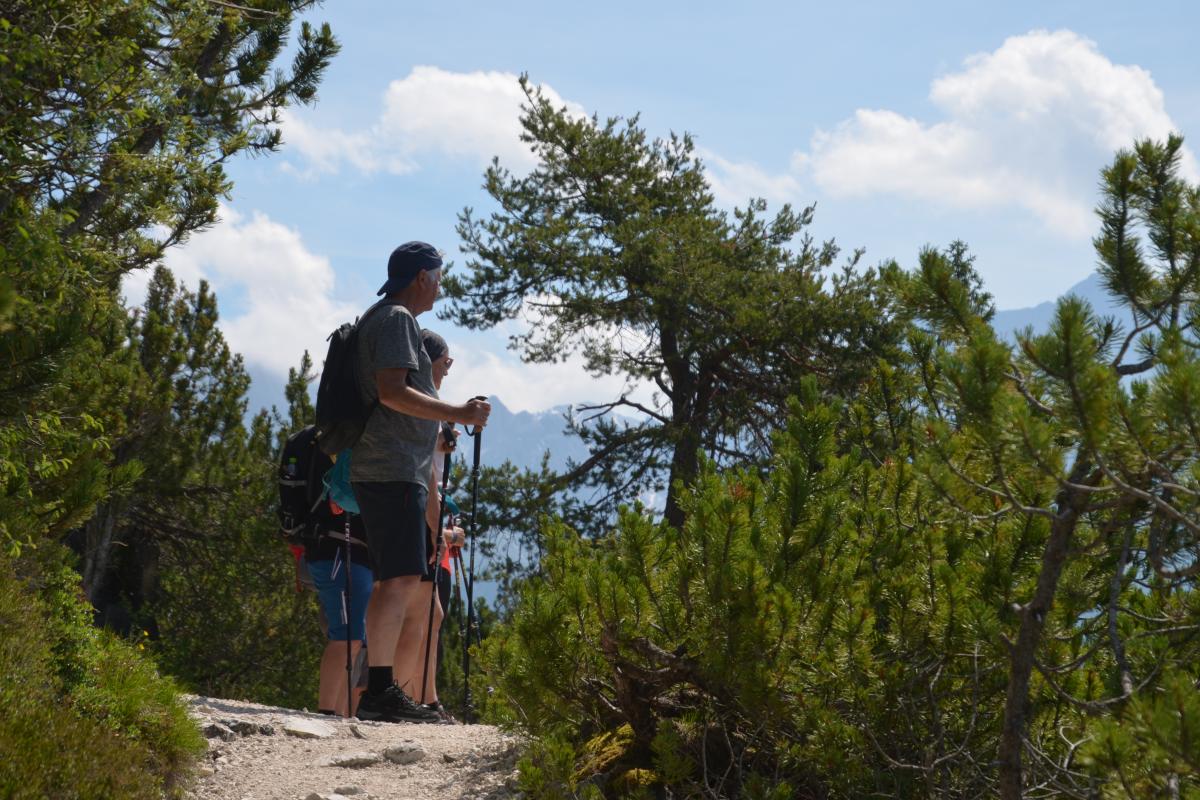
[289,544,305,593]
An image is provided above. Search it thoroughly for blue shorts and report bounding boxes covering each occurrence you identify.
[307,558,373,641]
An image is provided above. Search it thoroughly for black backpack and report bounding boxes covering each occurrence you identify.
[313,300,399,455]
[278,425,333,546]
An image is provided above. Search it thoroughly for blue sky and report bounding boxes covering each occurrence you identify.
[125,1,1200,415]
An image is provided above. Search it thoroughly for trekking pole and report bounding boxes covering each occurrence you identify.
[342,513,353,717]
[420,433,454,705]
[454,547,484,648]
[462,406,485,723]
[450,548,466,661]
[451,549,469,641]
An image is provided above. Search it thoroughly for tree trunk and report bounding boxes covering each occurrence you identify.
[81,501,120,605]
[997,463,1092,799]
[658,319,697,530]
[664,425,699,530]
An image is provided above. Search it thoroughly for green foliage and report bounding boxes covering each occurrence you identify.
[484,137,1200,798]
[0,1,338,785]
[517,734,604,800]
[486,389,920,797]
[895,137,1200,799]
[151,471,324,708]
[0,550,204,799]
[0,0,337,555]
[436,591,500,718]
[135,312,324,707]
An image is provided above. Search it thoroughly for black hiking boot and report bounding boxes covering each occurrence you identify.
[422,702,459,724]
[356,684,439,724]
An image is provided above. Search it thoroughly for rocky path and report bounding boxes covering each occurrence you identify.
[186,696,522,800]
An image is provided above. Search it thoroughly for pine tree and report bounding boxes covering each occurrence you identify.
[443,78,905,531]
[0,0,338,554]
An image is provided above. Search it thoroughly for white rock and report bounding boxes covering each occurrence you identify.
[283,716,336,739]
[316,751,382,768]
[383,742,427,765]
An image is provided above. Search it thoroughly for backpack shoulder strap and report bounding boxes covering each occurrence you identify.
[353,299,409,414]
[356,298,406,330]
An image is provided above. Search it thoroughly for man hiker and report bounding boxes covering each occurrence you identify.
[351,241,490,724]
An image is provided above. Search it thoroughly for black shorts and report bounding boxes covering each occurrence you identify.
[352,481,428,581]
[420,562,451,608]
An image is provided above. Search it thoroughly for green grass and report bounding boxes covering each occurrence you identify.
[0,549,205,799]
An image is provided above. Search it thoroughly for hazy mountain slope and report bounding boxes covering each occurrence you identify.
[244,273,1127,473]
[991,272,1123,341]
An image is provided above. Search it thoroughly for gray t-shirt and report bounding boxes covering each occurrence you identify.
[349,302,439,485]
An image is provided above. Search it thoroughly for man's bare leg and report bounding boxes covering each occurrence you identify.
[365,575,423,676]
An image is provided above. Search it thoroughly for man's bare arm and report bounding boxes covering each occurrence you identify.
[376,368,490,427]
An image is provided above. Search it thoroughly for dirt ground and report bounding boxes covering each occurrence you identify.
[184,695,523,800]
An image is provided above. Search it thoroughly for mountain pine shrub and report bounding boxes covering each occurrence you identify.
[483,383,1011,797]
[0,550,204,799]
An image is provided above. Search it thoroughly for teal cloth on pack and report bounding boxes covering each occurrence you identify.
[323,449,359,514]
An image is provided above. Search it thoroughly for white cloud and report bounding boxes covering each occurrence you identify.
[123,206,358,380]
[439,345,637,415]
[279,111,390,177]
[120,207,651,414]
[440,299,658,414]
[700,148,804,207]
[799,29,1196,238]
[280,66,586,177]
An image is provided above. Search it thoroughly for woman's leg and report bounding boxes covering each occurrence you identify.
[394,586,443,704]
[318,639,363,716]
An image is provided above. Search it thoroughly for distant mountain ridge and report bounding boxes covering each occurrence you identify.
[991,272,1121,341]
[245,273,1121,475]
[466,397,590,472]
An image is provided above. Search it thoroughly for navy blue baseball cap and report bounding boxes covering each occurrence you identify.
[377,241,443,295]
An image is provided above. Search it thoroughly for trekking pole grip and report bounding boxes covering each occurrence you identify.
[469,395,485,466]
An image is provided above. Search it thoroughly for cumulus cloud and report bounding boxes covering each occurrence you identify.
[279,112,390,177]
[800,30,1196,238]
[119,207,651,413]
[124,206,358,379]
[440,300,657,414]
[700,148,804,207]
[439,345,639,414]
[280,66,586,177]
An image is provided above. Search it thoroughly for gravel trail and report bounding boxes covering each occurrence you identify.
[185,696,522,800]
